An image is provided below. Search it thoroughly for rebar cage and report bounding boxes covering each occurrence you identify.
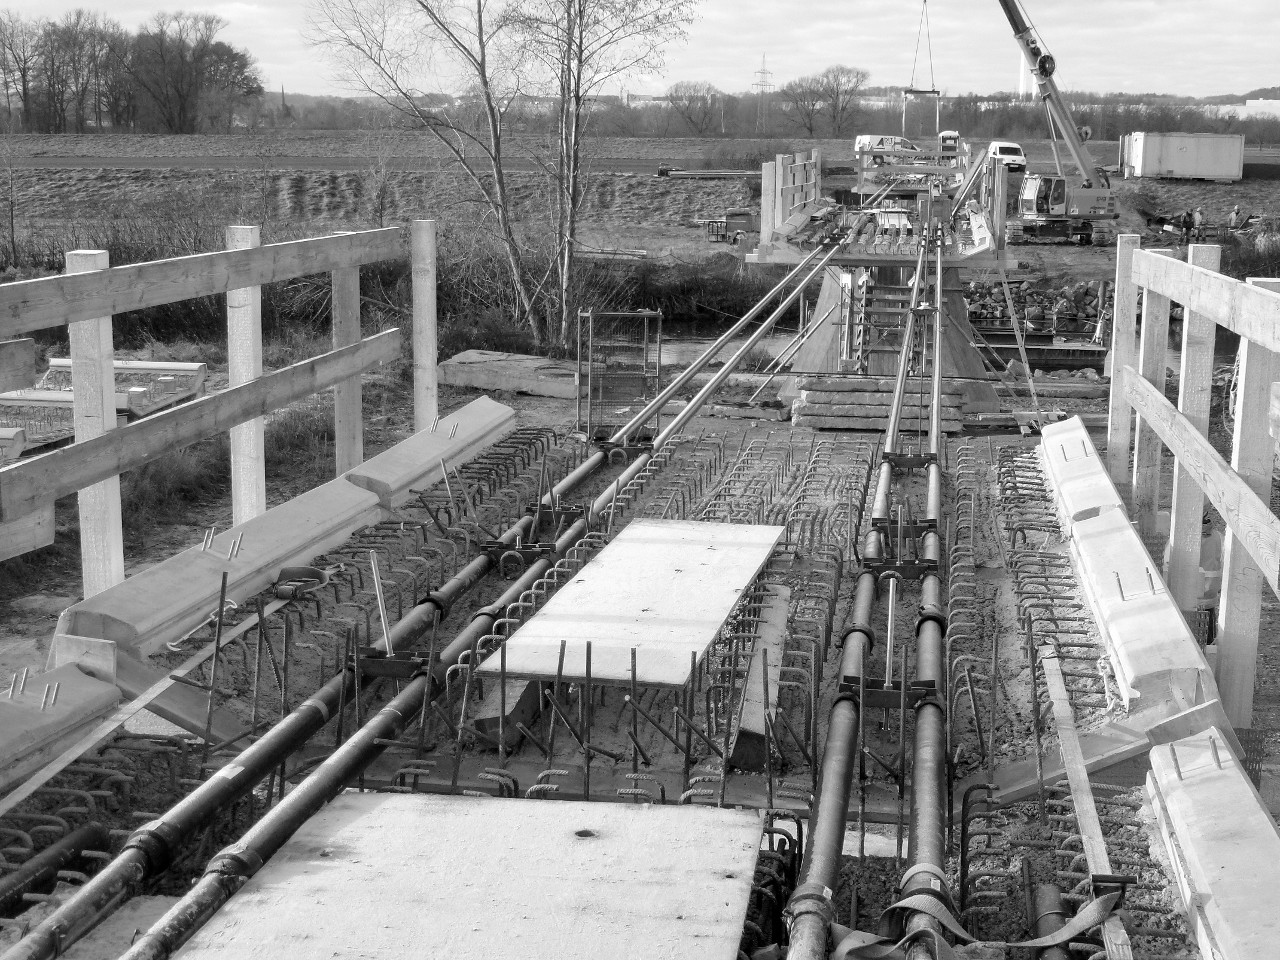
[576,309,664,440]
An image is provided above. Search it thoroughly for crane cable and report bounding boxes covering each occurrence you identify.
[909,0,936,90]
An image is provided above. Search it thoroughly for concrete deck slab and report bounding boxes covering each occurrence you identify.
[344,396,516,508]
[438,350,578,398]
[172,792,762,960]
[479,520,784,688]
[1148,725,1280,960]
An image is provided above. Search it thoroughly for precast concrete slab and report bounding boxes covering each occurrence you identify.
[344,396,516,508]
[0,664,120,792]
[438,349,579,398]
[1039,415,1124,524]
[1070,509,1215,709]
[172,792,763,960]
[56,477,384,658]
[478,519,785,688]
[1148,726,1280,960]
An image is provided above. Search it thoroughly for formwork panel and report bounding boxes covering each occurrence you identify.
[173,793,763,960]
[478,519,784,687]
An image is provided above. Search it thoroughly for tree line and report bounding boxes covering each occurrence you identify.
[0,9,263,133]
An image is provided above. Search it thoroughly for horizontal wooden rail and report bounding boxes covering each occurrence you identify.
[0,329,401,521]
[1120,364,1280,593]
[1131,250,1280,353]
[0,228,404,338]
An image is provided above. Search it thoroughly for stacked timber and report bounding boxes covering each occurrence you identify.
[792,376,963,433]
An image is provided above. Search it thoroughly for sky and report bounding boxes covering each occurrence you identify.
[32,0,1279,101]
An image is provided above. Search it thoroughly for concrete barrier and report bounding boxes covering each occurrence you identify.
[57,478,384,658]
[1071,509,1215,710]
[344,396,516,509]
[1148,726,1280,960]
[1039,416,1124,525]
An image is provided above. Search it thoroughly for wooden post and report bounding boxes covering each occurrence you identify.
[226,225,265,526]
[1131,249,1173,534]
[1166,244,1220,610]
[412,220,439,432]
[331,263,362,474]
[1107,235,1140,484]
[1216,277,1280,728]
[66,249,124,598]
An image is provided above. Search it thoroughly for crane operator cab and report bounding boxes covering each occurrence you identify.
[1021,175,1067,217]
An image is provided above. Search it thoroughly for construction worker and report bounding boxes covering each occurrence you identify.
[1180,209,1193,244]
[1192,206,1205,242]
[1228,204,1242,230]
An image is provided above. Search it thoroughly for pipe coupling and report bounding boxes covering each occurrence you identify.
[915,602,948,633]
[426,590,453,619]
[840,622,875,650]
[784,881,836,929]
[205,844,265,880]
[124,819,185,874]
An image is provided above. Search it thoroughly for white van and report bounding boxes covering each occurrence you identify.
[986,141,1026,172]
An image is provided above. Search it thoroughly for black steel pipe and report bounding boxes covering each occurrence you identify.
[786,535,880,960]
[0,823,110,917]
[1032,884,1071,960]
[118,522,590,960]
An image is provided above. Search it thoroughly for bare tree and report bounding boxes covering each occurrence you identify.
[518,0,694,341]
[309,0,692,345]
[307,0,549,340]
[111,13,228,133]
[666,80,719,135]
[0,12,40,130]
[778,75,821,135]
[816,64,868,136]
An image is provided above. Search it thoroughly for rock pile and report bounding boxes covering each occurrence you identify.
[964,279,1113,334]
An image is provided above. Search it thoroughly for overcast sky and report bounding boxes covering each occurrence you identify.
[33,0,1277,100]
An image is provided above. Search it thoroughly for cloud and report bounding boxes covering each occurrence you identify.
[28,0,1280,99]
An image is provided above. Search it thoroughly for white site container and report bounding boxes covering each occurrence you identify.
[1120,132,1244,181]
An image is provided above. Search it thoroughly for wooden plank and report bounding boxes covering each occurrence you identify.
[1119,365,1280,596]
[1132,248,1280,354]
[478,520,784,688]
[1133,249,1174,535]
[729,584,789,772]
[332,264,363,474]
[412,221,438,432]
[173,793,762,960]
[0,503,53,561]
[0,228,404,339]
[67,249,124,598]
[227,226,266,526]
[0,338,35,391]
[1039,649,1135,960]
[0,330,401,522]
[1167,244,1220,610]
[1216,278,1280,728]
[1107,235,1141,484]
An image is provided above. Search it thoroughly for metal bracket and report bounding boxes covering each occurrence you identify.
[274,564,344,600]
[593,439,652,460]
[479,541,557,565]
[839,677,937,708]
[869,518,937,538]
[353,650,431,679]
[1090,873,1137,907]
[864,557,938,581]
[883,451,937,469]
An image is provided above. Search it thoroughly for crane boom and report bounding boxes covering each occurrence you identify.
[995,0,1110,188]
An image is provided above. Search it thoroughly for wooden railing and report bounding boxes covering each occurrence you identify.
[1108,235,1280,727]
[0,221,440,597]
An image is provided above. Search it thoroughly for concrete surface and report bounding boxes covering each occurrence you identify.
[0,664,120,788]
[478,519,784,688]
[172,792,763,960]
[1148,725,1280,960]
[345,396,516,508]
[438,350,578,399]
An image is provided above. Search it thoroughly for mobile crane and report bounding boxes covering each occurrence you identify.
[997,0,1119,244]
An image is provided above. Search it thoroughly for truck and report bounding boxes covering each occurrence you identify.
[1120,132,1245,182]
[996,0,1121,244]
